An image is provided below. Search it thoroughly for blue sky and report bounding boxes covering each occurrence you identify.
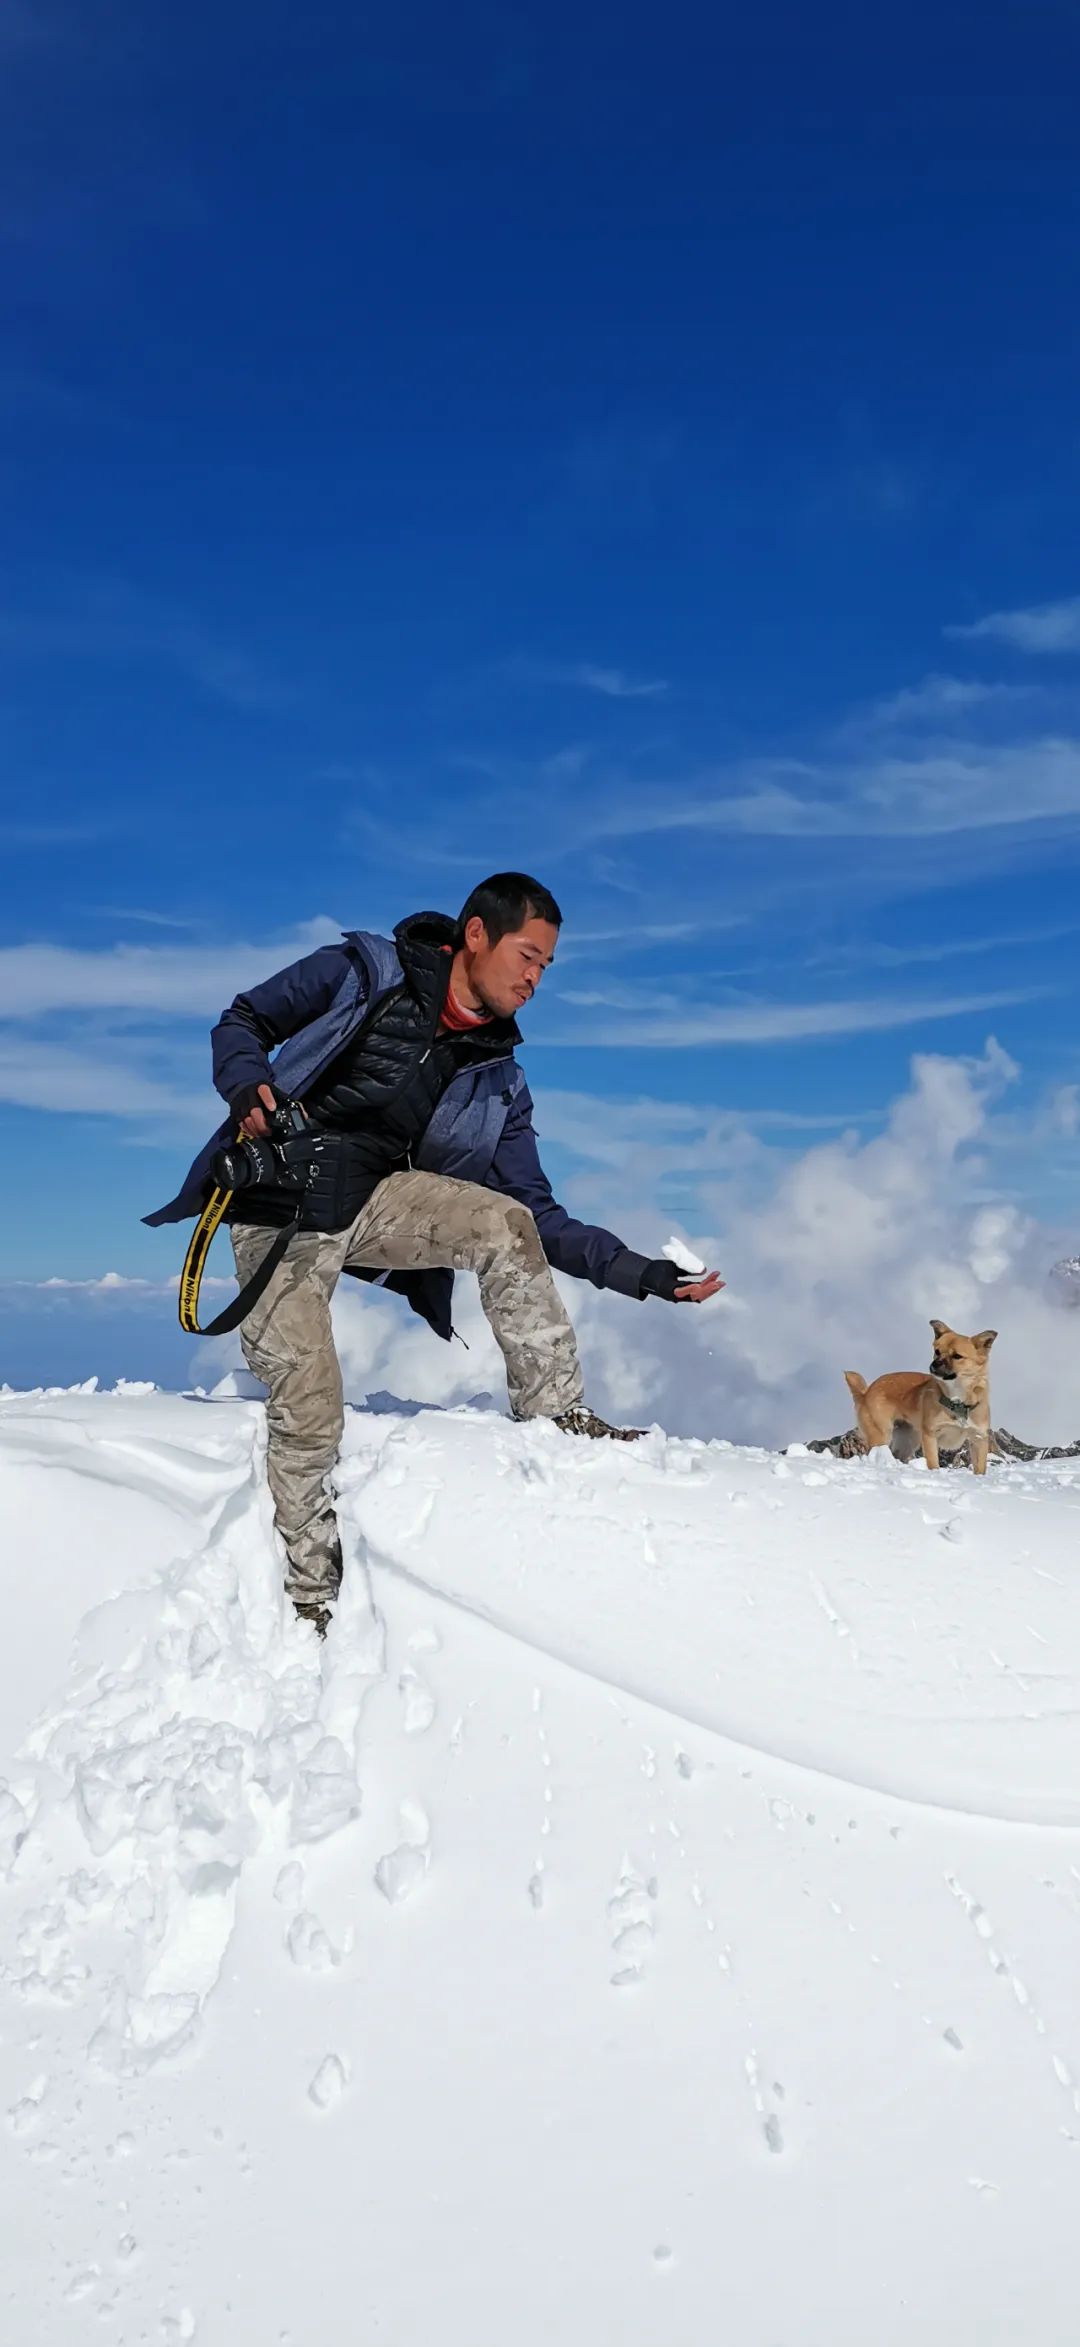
[3,0,1080,1388]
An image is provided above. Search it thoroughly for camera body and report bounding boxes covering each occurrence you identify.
[211,1098,313,1196]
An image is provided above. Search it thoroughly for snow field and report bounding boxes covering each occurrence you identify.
[2,1387,1080,2345]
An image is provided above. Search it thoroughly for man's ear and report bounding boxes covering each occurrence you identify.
[929,1318,949,1338]
[974,1329,998,1352]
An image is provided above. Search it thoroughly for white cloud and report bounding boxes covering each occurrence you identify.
[534,1088,864,1149]
[21,1273,230,1295]
[39,1272,149,1291]
[1046,1083,1080,1139]
[534,986,1040,1049]
[0,917,349,1130]
[0,1035,210,1121]
[948,598,1080,653]
[90,907,198,930]
[856,673,1027,729]
[506,656,668,700]
[581,738,1080,844]
[569,664,668,700]
[0,918,342,1020]
[308,1039,1080,1451]
[806,923,1077,974]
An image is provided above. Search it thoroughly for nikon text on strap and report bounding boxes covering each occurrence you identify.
[178,1187,300,1337]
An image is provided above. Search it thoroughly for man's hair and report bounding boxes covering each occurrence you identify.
[455,871,563,949]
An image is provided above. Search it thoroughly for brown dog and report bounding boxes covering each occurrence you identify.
[844,1320,997,1474]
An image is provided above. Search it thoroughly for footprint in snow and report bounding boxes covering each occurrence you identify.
[608,1865,655,1987]
[7,2075,48,2135]
[64,2269,100,2305]
[161,2311,198,2341]
[286,1912,338,1972]
[399,1665,436,1735]
[273,1861,306,1912]
[745,2050,786,2156]
[375,1846,428,1905]
[408,1625,441,1655]
[375,1800,431,1905]
[308,2054,349,2111]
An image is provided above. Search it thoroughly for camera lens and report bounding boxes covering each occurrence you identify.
[210,1140,252,1190]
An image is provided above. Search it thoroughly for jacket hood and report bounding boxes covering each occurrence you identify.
[394,909,457,953]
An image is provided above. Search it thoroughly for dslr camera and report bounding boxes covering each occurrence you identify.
[210,1095,314,1196]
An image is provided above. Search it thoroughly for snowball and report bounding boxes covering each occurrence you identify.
[661,1235,706,1278]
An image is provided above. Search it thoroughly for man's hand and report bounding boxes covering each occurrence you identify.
[672,1269,725,1304]
[231,1082,280,1140]
[639,1259,726,1305]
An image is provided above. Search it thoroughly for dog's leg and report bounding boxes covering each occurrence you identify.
[922,1432,941,1471]
[856,1408,892,1457]
[969,1432,989,1476]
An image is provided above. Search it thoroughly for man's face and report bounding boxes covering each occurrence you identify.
[465,915,558,1018]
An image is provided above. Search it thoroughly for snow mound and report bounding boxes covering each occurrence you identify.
[3,1388,1080,2343]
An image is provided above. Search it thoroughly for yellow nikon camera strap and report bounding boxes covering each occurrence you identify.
[178,1185,299,1338]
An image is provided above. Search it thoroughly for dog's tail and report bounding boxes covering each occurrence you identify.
[844,1370,868,1400]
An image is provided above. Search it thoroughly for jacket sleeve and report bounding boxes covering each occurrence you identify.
[211,944,352,1106]
[486,1080,650,1298]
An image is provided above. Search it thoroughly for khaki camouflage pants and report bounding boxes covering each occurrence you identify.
[232,1169,585,1605]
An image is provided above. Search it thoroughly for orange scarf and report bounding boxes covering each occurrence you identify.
[440,981,492,1033]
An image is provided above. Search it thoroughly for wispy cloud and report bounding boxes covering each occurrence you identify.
[506,656,668,700]
[3,1271,232,1301]
[806,923,1078,974]
[853,673,1028,730]
[0,919,341,1020]
[535,1087,873,1159]
[0,578,287,710]
[580,738,1080,844]
[568,664,668,700]
[555,916,747,966]
[21,1272,231,1295]
[948,597,1080,654]
[1,819,115,847]
[535,988,1041,1049]
[89,907,200,931]
[0,1035,209,1122]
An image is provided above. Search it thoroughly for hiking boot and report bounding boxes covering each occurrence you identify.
[293,1599,333,1639]
[553,1405,646,1443]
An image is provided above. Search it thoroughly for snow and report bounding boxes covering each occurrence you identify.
[661,1233,707,1277]
[3,1388,1080,2343]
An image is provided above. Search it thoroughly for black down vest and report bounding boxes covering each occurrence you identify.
[291,912,515,1229]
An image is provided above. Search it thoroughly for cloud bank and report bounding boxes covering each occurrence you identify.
[295,1041,1080,1450]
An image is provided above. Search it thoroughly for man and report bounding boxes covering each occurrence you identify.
[148,874,722,1631]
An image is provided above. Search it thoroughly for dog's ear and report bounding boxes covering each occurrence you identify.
[929,1318,949,1338]
[973,1329,998,1352]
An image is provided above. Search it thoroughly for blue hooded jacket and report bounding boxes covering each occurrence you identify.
[146,925,649,1339]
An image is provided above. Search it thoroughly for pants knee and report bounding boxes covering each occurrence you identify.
[498,1197,539,1248]
[264,1364,343,1462]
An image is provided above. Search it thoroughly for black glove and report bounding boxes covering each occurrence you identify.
[639,1258,696,1302]
[229,1080,287,1128]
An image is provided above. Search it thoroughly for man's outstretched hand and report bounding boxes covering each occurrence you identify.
[672,1269,725,1304]
[639,1259,726,1306]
